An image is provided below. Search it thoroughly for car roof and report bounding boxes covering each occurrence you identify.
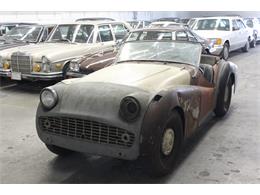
[130,26,189,33]
[192,16,242,20]
[56,20,128,25]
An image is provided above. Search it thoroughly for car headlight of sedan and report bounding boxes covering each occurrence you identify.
[3,61,10,70]
[208,38,222,46]
[40,87,58,110]
[42,56,51,73]
[69,61,80,72]
[119,96,141,122]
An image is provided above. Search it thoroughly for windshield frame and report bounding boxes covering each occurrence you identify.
[46,24,95,43]
[116,40,202,67]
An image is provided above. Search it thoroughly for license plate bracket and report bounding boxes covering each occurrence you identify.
[11,72,22,80]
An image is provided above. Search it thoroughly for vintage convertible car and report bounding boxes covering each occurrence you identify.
[0,20,131,81]
[66,26,211,78]
[36,29,237,175]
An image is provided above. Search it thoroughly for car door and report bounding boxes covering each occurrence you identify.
[236,19,249,47]
[94,24,117,68]
[230,19,241,51]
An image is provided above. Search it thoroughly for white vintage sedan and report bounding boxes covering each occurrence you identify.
[191,16,253,60]
[0,20,131,81]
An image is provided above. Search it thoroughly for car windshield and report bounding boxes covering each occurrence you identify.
[128,21,139,28]
[3,26,42,42]
[193,19,218,30]
[117,41,202,67]
[48,24,94,43]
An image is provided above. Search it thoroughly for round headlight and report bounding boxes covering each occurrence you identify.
[119,96,140,122]
[33,64,41,72]
[40,88,58,110]
[3,61,10,69]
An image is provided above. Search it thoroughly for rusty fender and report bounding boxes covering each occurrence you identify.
[139,86,201,157]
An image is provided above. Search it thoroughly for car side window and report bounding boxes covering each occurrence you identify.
[236,19,246,29]
[176,31,188,41]
[217,19,230,31]
[232,20,240,31]
[41,27,54,42]
[111,24,128,40]
[75,25,95,43]
[98,25,113,42]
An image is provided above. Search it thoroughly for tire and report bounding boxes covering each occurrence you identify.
[62,63,70,79]
[45,144,74,156]
[146,111,183,176]
[214,76,232,117]
[221,43,229,60]
[241,39,250,52]
[250,36,256,48]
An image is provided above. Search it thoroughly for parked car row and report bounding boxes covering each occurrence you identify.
[0,15,259,82]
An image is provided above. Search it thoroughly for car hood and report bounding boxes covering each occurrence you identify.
[63,62,193,93]
[192,30,231,39]
[0,42,99,62]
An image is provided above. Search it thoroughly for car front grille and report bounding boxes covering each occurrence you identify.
[11,52,32,74]
[39,116,135,148]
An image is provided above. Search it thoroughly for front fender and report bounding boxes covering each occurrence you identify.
[140,86,201,156]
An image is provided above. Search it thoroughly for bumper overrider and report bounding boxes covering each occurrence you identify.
[36,82,152,160]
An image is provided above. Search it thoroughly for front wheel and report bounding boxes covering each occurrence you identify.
[242,40,250,52]
[250,36,256,48]
[146,111,183,176]
[45,144,74,156]
[222,43,229,60]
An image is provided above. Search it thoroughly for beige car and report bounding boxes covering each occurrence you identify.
[0,20,131,81]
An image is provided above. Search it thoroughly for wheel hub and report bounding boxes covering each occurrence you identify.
[161,128,175,156]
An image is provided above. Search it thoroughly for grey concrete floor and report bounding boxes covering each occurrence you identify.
[0,46,260,184]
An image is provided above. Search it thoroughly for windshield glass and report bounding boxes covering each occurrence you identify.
[4,26,42,42]
[193,19,218,30]
[48,24,94,43]
[117,41,202,67]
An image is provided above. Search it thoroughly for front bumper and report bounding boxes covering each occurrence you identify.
[209,45,223,56]
[21,72,63,81]
[66,71,85,78]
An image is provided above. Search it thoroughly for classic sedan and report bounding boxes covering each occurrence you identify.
[0,20,131,81]
[191,16,252,60]
[36,29,237,175]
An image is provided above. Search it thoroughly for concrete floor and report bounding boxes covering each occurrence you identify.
[0,46,259,184]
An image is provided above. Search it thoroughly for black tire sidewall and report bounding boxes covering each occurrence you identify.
[214,74,232,117]
[148,111,183,176]
[222,43,229,60]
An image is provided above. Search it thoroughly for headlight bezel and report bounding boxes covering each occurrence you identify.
[119,96,141,122]
[69,60,80,72]
[42,56,51,73]
[40,87,58,110]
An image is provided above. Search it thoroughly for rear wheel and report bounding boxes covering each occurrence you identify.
[146,111,183,176]
[45,144,74,156]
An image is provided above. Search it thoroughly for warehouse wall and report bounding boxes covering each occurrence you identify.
[0,11,259,23]
[0,11,182,23]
